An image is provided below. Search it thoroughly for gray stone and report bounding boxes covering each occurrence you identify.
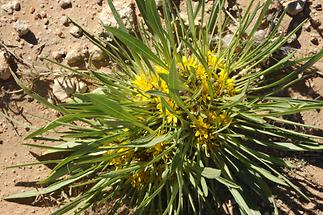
[252,29,267,45]
[52,77,76,101]
[52,76,87,102]
[1,1,20,14]
[98,2,135,30]
[90,46,107,61]
[59,0,72,9]
[11,1,21,11]
[221,34,234,48]
[0,51,11,80]
[60,15,69,26]
[65,46,84,65]
[69,26,82,38]
[14,20,30,36]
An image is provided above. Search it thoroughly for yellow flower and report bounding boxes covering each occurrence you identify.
[191,116,211,145]
[155,65,168,74]
[219,112,230,126]
[156,98,179,125]
[132,73,154,92]
[225,78,235,96]
[207,51,225,69]
[213,69,236,96]
[181,56,198,70]
[130,170,150,188]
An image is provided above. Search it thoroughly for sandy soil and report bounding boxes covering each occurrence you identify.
[0,0,323,214]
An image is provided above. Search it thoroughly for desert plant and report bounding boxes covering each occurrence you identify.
[6,0,323,214]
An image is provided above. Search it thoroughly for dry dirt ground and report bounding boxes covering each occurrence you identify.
[0,0,323,214]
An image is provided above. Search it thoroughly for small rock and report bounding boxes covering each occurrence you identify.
[310,36,319,46]
[57,31,65,38]
[77,81,87,93]
[11,1,21,11]
[52,50,66,62]
[313,3,322,11]
[60,15,69,26]
[59,0,72,9]
[65,46,84,65]
[273,46,296,59]
[252,29,267,45]
[283,0,306,16]
[0,51,11,80]
[52,77,76,101]
[96,0,103,5]
[1,1,21,14]
[90,46,107,61]
[44,18,49,25]
[222,34,234,48]
[39,11,47,18]
[1,4,14,14]
[69,25,83,38]
[14,20,30,37]
[98,3,136,30]
[34,13,41,20]
[52,76,87,102]
[311,17,321,29]
[29,7,35,14]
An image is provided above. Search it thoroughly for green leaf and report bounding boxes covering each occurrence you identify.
[83,93,153,133]
[5,168,94,199]
[106,27,167,68]
[200,167,221,179]
[107,0,127,32]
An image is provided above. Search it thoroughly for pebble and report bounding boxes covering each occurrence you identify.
[52,50,66,62]
[0,51,11,80]
[90,46,107,61]
[252,29,266,45]
[14,20,30,37]
[29,7,35,14]
[52,76,87,101]
[40,11,47,18]
[96,0,103,5]
[310,36,319,46]
[1,1,21,14]
[60,15,69,26]
[311,17,321,29]
[69,26,83,38]
[44,18,49,25]
[283,0,306,16]
[65,46,84,65]
[313,3,322,11]
[98,2,136,29]
[59,0,72,9]
[221,34,234,48]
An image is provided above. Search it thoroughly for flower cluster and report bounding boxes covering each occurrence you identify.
[124,51,236,187]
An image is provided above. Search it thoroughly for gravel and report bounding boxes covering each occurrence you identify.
[69,25,83,38]
[14,20,30,37]
[59,0,72,9]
